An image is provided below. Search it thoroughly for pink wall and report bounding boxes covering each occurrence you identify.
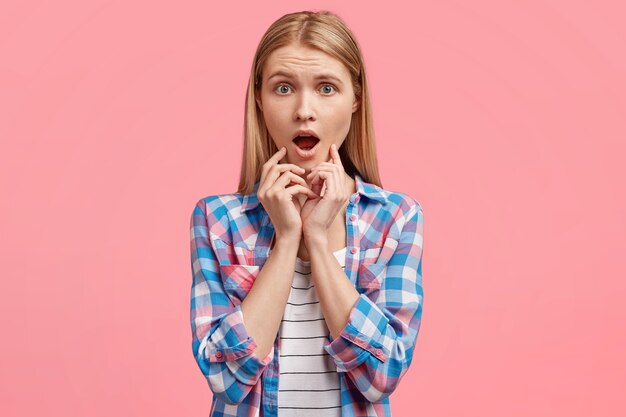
[1,1,625,416]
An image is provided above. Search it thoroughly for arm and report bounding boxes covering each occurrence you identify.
[240,236,301,360]
[322,199,425,402]
[189,198,274,405]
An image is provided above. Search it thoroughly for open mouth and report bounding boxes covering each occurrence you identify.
[292,135,320,151]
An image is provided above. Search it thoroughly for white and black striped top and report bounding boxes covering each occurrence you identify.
[277,247,347,417]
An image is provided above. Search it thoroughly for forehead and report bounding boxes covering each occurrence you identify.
[263,43,350,80]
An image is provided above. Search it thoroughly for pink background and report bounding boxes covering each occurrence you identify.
[1,1,625,416]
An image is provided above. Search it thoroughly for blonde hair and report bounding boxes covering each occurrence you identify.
[237,10,382,194]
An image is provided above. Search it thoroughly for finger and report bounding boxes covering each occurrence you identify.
[309,171,322,186]
[309,166,338,178]
[317,169,341,201]
[330,143,343,168]
[306,165,338,182]
[267,163,306,188]
[317,170,334,197]
[309,171,324,196]
[319,171,332,197]
[312,170,334,198]
[270,146,287,162]
[284,184,319,199]
[260,147,287,184]
[260,163,305,194]
[311,162,335,169]
[272,170,309,190]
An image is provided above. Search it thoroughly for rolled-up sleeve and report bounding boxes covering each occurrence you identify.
[190,198,273,405]
[323,199,424,403]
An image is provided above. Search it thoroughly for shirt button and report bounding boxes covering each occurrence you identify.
[355,195,360,202]
[350,247,357,254]
[215,351,223,358]
[350,214,357,221]
[375,348,383,356]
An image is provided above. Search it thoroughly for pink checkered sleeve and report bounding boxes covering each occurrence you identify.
[190,198,273,405]
[323,200,424,403]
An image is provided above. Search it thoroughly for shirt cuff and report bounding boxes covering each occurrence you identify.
[323,293,390,372]
[205,304,274,384]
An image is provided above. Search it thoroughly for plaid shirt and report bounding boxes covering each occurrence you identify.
[190,173,424,416]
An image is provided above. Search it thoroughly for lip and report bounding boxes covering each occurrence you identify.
[292,128,319,140]
[293,139,321,160]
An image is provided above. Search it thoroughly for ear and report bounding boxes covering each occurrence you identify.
[352,96,360,113]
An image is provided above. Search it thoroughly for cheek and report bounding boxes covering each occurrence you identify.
[262,100,291,126]
[325,102,353,130]
[261,105,282,133]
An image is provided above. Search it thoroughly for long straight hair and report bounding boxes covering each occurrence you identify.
[237,10,382,195]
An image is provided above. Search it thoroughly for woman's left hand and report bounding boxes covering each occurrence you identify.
[300,144,351,240]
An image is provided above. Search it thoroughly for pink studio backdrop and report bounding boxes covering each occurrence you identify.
[1,1,625,416]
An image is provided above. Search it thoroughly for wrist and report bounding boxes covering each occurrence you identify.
[303,232,328,249]
[275,233,301,248]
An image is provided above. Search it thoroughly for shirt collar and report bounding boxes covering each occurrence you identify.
[241,173,386,213]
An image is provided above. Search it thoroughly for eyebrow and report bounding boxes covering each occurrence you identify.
[266,70,344,84]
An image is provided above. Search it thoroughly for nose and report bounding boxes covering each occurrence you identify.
[293,91,316,121]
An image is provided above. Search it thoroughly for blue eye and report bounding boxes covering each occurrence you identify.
[276,84,291,94]
[320,84,336,94]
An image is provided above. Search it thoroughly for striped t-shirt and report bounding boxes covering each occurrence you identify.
[277,246,347,417]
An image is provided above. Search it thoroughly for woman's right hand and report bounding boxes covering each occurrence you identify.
[257,147,318,243]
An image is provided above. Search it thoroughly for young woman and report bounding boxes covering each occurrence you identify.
[190,10,425,417]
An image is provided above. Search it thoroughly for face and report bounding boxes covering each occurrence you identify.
[256,43,359,173]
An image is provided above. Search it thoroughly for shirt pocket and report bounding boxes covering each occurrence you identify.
[358,263,386,291]
[219,264,260,305]
[357,237,399,289]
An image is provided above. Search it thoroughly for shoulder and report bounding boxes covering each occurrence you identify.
[386,190,423,217]
[191,190,262,245]
[357,178,423,242]
[192,192,246,219]
[361,178,423,219]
